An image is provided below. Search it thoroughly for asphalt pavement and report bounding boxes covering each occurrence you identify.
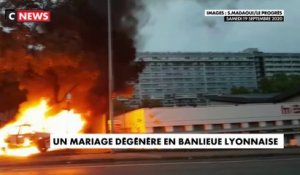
[1,149,300,174]
[0,156,299,175]
[1,148,300,167]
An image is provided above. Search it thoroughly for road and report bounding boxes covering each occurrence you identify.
[0,156,299,175]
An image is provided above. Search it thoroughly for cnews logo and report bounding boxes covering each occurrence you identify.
[5,9,51,22]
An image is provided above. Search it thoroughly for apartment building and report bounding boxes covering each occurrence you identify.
[128,49,300,107]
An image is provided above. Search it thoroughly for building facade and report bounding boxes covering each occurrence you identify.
[131,49,300,106]
[114,103,300,146]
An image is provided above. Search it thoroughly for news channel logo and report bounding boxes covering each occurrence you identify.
[5,9,51,22]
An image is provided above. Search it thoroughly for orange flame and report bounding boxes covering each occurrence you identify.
[0,99,86,157]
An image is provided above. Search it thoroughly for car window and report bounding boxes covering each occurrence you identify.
[8,127,19,135]
[19,125,34,134]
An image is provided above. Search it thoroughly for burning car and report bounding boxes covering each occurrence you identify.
[0,99,86,157]
[4,124,50,153]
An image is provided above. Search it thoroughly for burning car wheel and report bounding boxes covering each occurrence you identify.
[37,139,49,153]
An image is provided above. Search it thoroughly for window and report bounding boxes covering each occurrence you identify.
[153,127,165,133]
[231,123,242,129]
[173,126,185,132]
[266,121,276,127]
[193,125,205,131]
[8,126,19,135]
[155,89,163,92]
[283,120,292,126]
[19,125,34,134]
[212,124,223,130]
[249,122,259,128]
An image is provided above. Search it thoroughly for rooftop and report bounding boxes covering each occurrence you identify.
[137,49,300,59]
[206,87,300,104]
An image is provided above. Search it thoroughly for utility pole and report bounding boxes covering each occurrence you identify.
[107,0,114,134]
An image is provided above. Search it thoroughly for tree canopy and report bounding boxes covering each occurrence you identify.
[231,73,300,94]
[259,73,300,93]
[0,80,27,112]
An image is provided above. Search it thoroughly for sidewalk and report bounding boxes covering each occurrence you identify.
[1,148,300,167]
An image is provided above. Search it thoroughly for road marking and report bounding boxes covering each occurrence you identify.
[3,157,300,172]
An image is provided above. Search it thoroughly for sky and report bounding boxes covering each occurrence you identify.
[137,0,300,53]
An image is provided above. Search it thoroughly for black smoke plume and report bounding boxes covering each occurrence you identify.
[0,0,144,132]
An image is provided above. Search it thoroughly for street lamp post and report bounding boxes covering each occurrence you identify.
[107,0,114,134]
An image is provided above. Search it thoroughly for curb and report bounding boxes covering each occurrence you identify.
[1,152,300,168]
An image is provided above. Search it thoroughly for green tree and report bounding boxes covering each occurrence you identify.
[231,86,252,94]
[259,73,300,93]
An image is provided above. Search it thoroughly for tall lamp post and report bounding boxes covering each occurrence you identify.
[107,0,114,134]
